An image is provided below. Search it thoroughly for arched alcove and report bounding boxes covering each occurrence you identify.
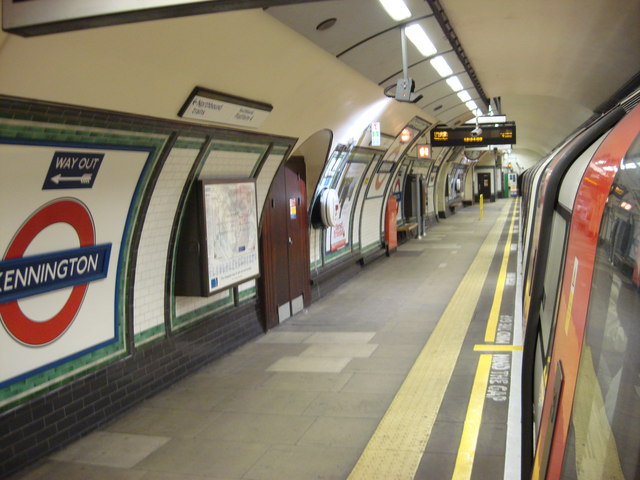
[289,129,333,203]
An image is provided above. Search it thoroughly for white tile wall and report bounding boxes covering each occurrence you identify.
[174,289,231,318]
[360,197,385,250]
[133,146,200,342]
[352,161,378,247]
[199,147,262,179]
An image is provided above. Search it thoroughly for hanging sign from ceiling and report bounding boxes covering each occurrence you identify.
[430,123,516,147]
[179,87,273,129]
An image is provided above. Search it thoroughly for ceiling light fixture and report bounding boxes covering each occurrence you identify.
[378,0,412,21]
[446,75,463,92]
[405,24,437,57]
[430,55,452,77]
[466,100,478,112]
[457,90,471,102]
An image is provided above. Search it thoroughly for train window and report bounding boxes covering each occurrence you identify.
[560,133,640,479]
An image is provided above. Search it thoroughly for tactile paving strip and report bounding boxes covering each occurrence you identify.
[347,201,513,480]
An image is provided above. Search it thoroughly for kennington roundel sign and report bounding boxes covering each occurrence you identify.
[0,199,111,346]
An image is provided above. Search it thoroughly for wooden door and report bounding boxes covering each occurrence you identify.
[259,157,311,330]
[478,172,492,200]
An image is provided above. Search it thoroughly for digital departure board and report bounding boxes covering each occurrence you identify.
[430,123,516,147]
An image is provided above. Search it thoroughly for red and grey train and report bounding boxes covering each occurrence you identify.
[519,91,640,479]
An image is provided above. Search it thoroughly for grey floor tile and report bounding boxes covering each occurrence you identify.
[425,421,464,454]
[413,452,456,480]
[185,370,273,390]
[344,355,414,375]
[476,423,508,456]
[137,472,226,480]
[303,332,376,344]
[214,388,319,415]
[297,416,378,448]
[471,454,505,480]
[266,356,352,373]
[300,343,378,358]
[371,330,430,345]
[340,372,405,394]
[257,331,313,344]
[135,438,268,478]
[143,386,234,411]
[243,444,359,480]
[51,431,170,469]
[260,372,353,392]
[11,461,147,480]
[195,412,315,444]
[105,407,218,438]
[303,391,392,418]
[370,343,423,358]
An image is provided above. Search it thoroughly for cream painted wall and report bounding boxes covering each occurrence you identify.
[0,9,433,151]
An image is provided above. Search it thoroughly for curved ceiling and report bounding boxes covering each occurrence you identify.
[268,0,640,166]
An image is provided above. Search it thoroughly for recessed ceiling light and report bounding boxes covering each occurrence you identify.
[446,76,463,92]
[316,18,337,31]
[405,24,437,57]
[466,100,478,112]
[378,0,412,21]
[430,55,453,77]
[457,90,471,102]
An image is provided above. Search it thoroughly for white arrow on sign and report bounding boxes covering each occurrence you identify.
[51,173,93,184]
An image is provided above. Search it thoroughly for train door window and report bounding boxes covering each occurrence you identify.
[560,133,640,479]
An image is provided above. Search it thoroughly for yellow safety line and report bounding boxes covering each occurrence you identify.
[483,203,518,343]
[347,200,514,480]
[452,354,493,480]
[474,344,523,352]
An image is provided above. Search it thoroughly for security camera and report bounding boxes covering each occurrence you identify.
[471,126,483,137]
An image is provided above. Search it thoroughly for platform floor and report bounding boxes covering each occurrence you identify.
[12,198,522,480]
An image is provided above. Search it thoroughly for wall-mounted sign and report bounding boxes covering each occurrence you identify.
[430,123,516,147]
[179,87,273,129]
[0,140,152,387]
[417,144,431,159]
[371,122,381,147]
[400,128,412,143]
[42,151,103,189]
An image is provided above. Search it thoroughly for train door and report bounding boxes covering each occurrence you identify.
[478,172,492,201]
[259,156,311,330]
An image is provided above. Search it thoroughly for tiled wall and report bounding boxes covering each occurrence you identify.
[0,96,295,477]
[133,142,205,345]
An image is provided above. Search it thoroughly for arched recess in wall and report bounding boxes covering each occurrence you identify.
[289,129,333,203]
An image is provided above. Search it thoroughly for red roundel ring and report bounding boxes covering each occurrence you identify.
[0,199,95,346]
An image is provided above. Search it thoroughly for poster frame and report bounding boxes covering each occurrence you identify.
[198,178,260,296]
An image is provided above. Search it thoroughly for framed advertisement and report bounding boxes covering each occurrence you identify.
[199,179,260,295]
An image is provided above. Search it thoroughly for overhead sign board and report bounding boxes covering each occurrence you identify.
[179,87,272,129]
[430,123,516,147]
[2,0,325,36]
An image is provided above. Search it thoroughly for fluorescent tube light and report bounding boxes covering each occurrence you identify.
[457,90,471,102]
[466,100,478,112]
[446,76,464,92]
[405,24,437,57]
[430,55,452,77]
[378,0,412,21]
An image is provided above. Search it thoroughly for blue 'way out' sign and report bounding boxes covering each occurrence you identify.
[42,151,104,189]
